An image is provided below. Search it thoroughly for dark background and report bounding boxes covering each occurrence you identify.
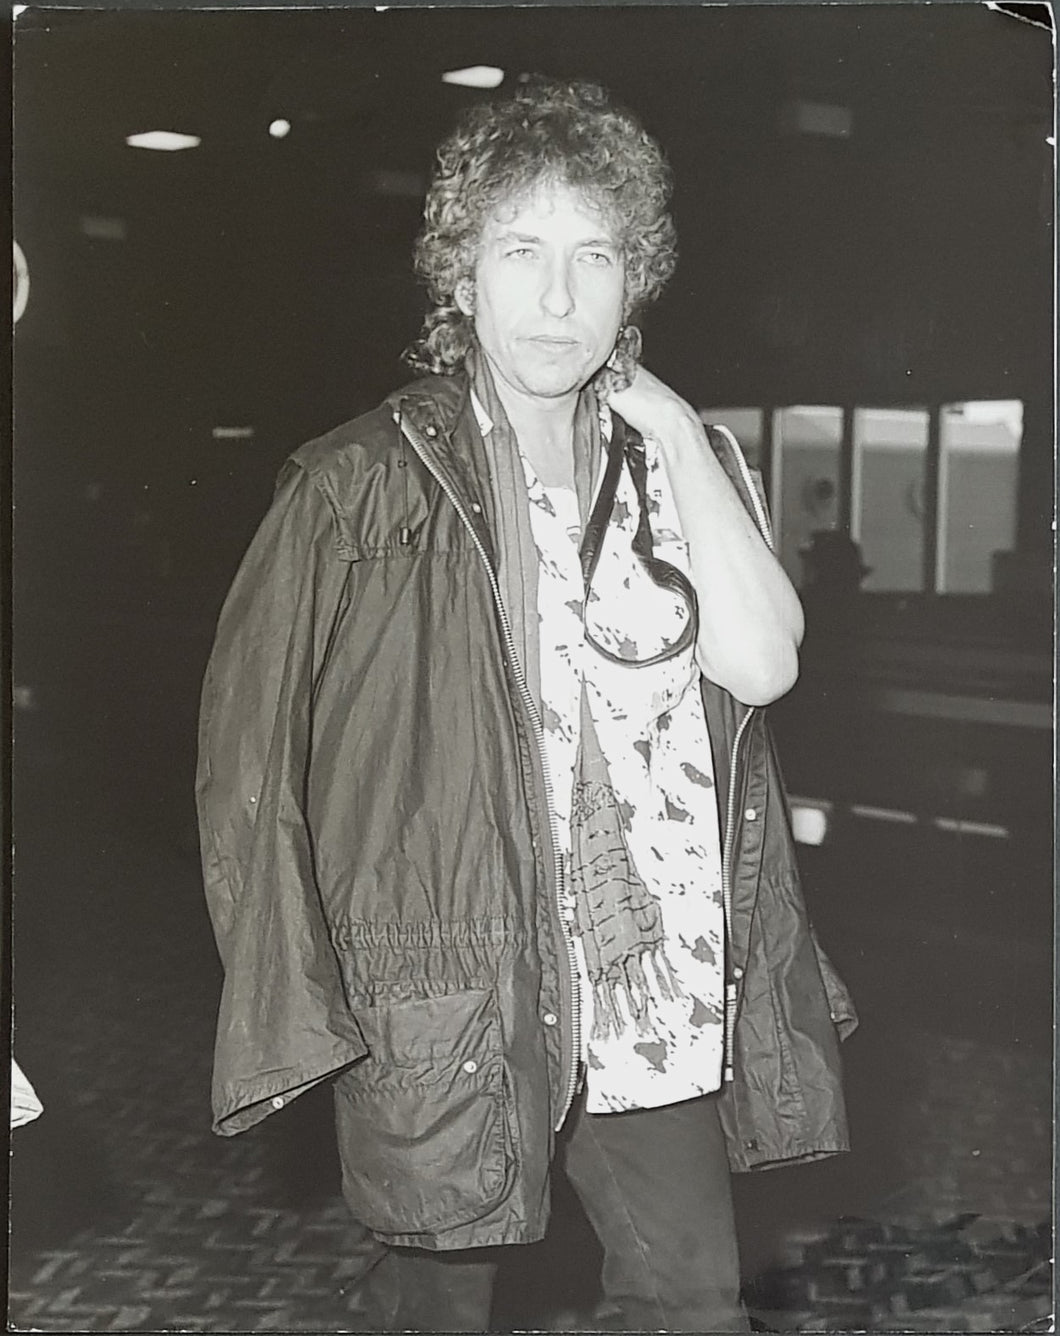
[9,5,1055,1331]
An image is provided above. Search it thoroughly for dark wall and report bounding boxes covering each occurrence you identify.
[13,5,1055,625]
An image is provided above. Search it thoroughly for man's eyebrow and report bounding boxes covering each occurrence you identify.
[493,229,542,244]
[491,229,619,249]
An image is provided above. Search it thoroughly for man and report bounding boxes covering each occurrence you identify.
[197,77,857,1332]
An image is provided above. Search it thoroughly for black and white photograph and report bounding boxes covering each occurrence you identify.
[8,3,1056,1332]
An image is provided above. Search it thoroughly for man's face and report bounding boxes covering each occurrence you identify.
[458,180,626,405]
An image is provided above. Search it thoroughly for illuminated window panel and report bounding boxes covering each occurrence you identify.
[937,401,1022,594]
[851,407,930,593]
[772,405,843,587]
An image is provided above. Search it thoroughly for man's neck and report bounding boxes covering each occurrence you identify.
[493,381,578,492]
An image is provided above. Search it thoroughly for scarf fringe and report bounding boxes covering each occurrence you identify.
[590,947,685,1043]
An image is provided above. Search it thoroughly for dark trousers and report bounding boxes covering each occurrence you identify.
[384,1091,749,1333]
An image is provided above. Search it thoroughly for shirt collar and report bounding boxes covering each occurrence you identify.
[470,388,493,438]
[470,387,614,442]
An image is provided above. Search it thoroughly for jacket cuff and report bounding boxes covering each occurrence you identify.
[212,1040,366,1136]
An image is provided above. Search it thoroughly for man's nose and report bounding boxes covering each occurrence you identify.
[539,260,575,318]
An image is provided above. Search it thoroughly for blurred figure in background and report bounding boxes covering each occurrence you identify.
[799,529,871,607]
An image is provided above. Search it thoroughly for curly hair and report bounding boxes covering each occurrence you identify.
[403,77,677,375]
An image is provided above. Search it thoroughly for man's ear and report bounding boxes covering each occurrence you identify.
[454,279,475,318]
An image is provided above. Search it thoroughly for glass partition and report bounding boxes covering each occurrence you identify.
[772,405,843,586]
[852,407,930,592]
[693,398,1025,598]
[937,401,1022,593]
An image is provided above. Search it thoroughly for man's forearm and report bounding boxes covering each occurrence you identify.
[653,406,804,706]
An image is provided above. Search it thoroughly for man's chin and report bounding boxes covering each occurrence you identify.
[518,363,604,400]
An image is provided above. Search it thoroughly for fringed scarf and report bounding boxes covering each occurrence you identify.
[468,347,682,1041]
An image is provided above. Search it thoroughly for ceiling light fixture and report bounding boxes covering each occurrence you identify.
[125,131,202,152]
[778,100,853,140]
[269,119,292,139]
[441,65,504,90]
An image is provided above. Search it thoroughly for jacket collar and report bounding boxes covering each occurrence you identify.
[386,372,471,442]
[387,371,500,563]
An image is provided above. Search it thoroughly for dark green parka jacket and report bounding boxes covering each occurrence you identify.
[196,372,857,1252]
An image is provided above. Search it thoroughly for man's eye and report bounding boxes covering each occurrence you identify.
[583,250,615,266]
[506,247,536,259]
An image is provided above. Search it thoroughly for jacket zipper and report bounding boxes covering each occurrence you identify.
[713,423,773,1084]
[721,705,754,1082]
[396,412,582,1133]
[712,423,775,548]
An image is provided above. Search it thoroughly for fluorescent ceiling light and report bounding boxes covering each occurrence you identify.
[126,131,202,151]
[442,65,504,90]
[79,215,127,241]
[780,100,853,140]
[364,169,426,198]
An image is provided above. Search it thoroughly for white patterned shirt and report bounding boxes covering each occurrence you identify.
[474,395,726,1113]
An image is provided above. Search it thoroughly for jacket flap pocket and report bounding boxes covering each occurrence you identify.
[334,988,516,1237]
[361,988,499,1067]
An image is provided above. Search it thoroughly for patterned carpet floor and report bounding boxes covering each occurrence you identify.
[8,737,1055,1333]
[744,1213,1052,1333]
